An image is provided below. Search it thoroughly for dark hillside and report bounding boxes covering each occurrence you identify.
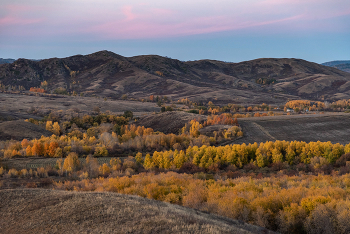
[1,51,350,104]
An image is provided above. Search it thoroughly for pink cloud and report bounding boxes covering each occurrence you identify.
[86,12,306,39]
[122,5,137,21]
[1,1,348,40]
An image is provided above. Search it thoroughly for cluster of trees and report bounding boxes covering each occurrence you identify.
[285,99,350,112]
[1,124,214,158]
[29,87,46,93]
[3,111,243,158]
[149,95,171,104]
[203,114,238,126]
[180,117,243,140]
[0,154,137,180]
[255,78,277,85]
[285,100,325,112]
[155,71,164,76]
[141,140,348,170]
[52,171,350,234]
[331,99,350,110]
[0,166,52,179]
[0,83,25,92]
[205,103,275,114]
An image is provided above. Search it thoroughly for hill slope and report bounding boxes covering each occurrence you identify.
[0,189,274,234]
[1,51,350,104]
[0,120,51,141]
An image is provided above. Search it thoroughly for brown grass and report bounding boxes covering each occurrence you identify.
[234,113,350,145]
[135,111,207,134]
[0,120,51,141]
[0,188,275,234]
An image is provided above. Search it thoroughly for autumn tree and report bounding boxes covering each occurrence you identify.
[63,152,80,173]
[85,155,99,177]
[52,122,61,135]
[46,121,53,132]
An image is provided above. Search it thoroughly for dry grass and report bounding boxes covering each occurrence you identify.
[0,93,160,117]
[135,111,207,134]
[0,120,51,141]
[235,113,350,145]
[0,188,275,234]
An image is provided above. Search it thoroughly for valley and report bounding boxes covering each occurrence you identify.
[2,52,350,234]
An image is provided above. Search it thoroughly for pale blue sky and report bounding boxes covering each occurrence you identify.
[0,0,349,63]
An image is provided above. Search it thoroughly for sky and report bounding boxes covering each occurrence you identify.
[0,0,349,63]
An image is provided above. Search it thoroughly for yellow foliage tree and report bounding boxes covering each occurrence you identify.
[52,122,61,135]
[46,121,53,132]
[63,152,80,173]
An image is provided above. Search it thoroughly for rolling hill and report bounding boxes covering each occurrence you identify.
[0,189,275,234]
[1,51,350,104]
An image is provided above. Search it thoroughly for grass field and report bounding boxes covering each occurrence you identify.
[0,93,160,117]
[235,113,350,145]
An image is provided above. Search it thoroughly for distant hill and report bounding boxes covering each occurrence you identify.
[0,58,41,64]
[0,58,15,64]
[1,51,350,104]
[322,60,350,66]
[322,60,350,73]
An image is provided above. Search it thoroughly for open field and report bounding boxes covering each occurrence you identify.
[235,113,350,145]
[0,93,160,117]
[0,188,274,234]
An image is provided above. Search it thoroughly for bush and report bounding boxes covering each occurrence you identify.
[335,153,350,167]
[54,87,68,95]
[187,109,199,114]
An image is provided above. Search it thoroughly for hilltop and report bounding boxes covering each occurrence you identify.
[1,51,350,104]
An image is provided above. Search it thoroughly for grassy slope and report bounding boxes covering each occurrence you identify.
[0,188,275,234]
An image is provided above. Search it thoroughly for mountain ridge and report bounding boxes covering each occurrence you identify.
[1,50,350,104]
